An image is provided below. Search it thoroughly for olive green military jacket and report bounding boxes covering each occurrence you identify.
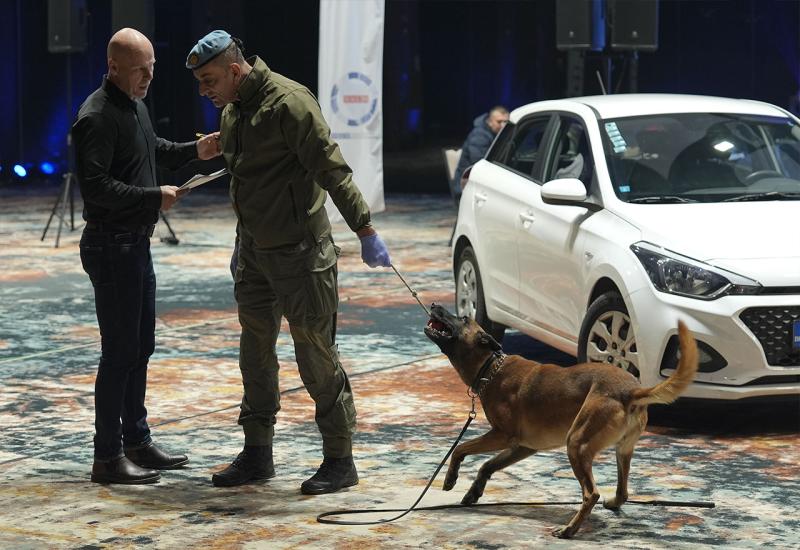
[220,56,371,249]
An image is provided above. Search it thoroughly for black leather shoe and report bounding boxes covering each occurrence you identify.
[300,456,359,495]
[91,456,161,485]
[125,441,189,470]
[212,446,275,487]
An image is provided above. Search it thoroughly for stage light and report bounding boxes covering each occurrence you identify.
[40,162,56,175]
[406,108,421,132]
[13,164,27,178]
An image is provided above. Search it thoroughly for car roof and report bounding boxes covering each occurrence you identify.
[509,93,789,122]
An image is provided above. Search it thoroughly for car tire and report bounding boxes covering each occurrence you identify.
[577,291,640,379]
[455,246,506,342]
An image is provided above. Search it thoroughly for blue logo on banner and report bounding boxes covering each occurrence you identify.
[331,71,379,128]
[793,319,800,349]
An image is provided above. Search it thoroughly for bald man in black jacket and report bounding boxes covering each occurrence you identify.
[73,27,220,484]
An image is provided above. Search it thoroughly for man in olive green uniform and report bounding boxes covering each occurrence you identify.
[186,31,392,494]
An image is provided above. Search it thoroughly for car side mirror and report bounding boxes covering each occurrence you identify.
[541,178,588,203]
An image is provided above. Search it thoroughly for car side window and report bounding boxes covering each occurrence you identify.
[547,116,594,188]
[497,117,550,178]
[486,124,513,162]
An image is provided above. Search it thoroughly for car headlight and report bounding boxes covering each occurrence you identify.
[631,242,761,300]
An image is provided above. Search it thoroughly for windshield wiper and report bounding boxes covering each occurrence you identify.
[723,191,800,202]
[628,195,698,204]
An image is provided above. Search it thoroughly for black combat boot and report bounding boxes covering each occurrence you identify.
[300,456,359,495]
[212,445,275,487]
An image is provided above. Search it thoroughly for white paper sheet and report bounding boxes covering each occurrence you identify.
[179,168,228,190]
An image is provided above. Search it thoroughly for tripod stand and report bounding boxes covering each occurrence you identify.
[159,211,180,245]
[40,167,77,248]
[42,50,78,248]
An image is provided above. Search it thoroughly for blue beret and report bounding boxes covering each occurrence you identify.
[186,30,233,69]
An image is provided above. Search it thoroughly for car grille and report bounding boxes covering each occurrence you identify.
[742,375,800,386]
[757,286,800,295]
[739,307,800,367]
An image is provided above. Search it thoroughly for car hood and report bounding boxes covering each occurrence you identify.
[614,201,800,286]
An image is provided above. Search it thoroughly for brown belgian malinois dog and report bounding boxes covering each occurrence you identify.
[424,304,698,538]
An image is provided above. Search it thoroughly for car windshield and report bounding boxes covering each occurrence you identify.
[601,112,800,203]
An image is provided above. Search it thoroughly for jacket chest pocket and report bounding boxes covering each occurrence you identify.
[250,107,290,154]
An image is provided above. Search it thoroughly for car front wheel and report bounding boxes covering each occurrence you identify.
[455,246,505,342]
[577,291,640,379]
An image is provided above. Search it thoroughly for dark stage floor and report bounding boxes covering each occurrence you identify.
[0,188,797,549]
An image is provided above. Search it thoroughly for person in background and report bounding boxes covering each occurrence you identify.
[450,106,509,205]
[186,30,392,494]
[73,27,221,485]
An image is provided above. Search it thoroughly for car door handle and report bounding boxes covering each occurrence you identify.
[519,212,536,223]
[474,192,488,202]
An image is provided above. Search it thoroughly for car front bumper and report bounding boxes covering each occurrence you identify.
[626,285,800,400]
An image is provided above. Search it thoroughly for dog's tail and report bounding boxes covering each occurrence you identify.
[631,321,698,406]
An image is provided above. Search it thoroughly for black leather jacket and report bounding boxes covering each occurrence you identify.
[72,77,197,228]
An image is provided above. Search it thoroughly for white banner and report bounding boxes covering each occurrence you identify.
[318,0,385,221]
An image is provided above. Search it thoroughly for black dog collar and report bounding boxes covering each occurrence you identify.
[470,352,505,394]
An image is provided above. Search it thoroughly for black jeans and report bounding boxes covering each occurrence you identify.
[80,228,155,460]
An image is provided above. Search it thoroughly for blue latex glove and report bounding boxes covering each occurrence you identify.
[230,239,239,279]
[360,233,392,268]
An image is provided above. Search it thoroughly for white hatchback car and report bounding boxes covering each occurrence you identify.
[452,94,800,401]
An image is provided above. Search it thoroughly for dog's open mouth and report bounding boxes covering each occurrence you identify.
[424,308,454,342]
[426,318,449,335]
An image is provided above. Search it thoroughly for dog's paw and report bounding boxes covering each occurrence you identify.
[603,498,623,511]
[552,526,574,539]
[461,491,479,506]
[442,473,457,491]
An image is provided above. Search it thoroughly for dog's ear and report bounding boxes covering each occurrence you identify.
[479,332,502,351]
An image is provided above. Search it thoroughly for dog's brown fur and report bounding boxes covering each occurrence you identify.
[424,304,698,538]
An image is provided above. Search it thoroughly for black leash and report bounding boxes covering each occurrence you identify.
[317,397,479,525]
[318,499,715,525]
[317,395,714,526]
[317,266,715,525]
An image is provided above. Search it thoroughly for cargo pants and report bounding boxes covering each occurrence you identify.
[233,232,356,458]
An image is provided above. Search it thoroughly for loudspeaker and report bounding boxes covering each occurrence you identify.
[111,0,155,39]
[565,51,585,97]
[608,0,659,51]
[47,0,87,53]
[556,0,605,51]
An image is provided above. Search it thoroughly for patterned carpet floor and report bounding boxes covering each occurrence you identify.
[0,188,798,549]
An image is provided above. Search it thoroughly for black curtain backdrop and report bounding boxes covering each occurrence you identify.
[1,0,799,189]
